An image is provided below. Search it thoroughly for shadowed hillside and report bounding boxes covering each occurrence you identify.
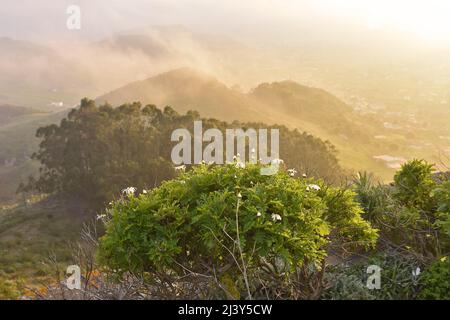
[0,105,43,126]
[0,110,67,203]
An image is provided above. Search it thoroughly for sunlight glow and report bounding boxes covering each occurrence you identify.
[314,0,450,43]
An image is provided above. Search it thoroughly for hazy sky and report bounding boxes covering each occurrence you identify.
[1,0,450,45]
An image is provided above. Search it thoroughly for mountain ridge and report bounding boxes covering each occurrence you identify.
[96,68,389,178]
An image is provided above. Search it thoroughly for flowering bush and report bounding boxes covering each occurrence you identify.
[98,163,377,298]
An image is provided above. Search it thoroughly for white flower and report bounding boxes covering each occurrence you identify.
[271,158,284,165]
[235,161,245,169]
[237,192,242,199]
[271,213,282,222]
[412,267,421,277]
[250,148,256,160]
[287,168,298,177]
[175,165,186,171]
[142,189,148,194]
[96,214,106,221]
[302,173,307,178]
[306,184,321,191]
[122,187,136,196]
[257,211,262,217]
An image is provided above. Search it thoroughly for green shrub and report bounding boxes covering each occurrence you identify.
[434,182,450,239]
[324,252,422,300]
[354,160,447,258]
[323,266,376,300]
[98,163,377,298]
[352,172,380,220]
[368,253,422,300]
[393,159,436,211]
[418,258,450,300]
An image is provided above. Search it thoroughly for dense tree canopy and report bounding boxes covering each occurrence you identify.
[22,98,344,207]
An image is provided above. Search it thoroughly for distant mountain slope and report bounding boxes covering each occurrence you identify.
[250,81,377,142]
[0,110,67,203]
[98,68,378,132]
[0,104,42,126]
[97,68,267,122]
[97,68,388,176]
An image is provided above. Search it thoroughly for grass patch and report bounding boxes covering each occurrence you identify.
[0,196,90,299]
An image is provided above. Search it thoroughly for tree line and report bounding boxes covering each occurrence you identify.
[20,98,344,208]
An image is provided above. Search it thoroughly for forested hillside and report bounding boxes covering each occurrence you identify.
[21,99,343,207]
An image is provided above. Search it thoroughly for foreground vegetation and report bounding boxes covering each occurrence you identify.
[93,160,448,300]
[5,158,446,300]
[98,162,377,299]
[1,101,448,300]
